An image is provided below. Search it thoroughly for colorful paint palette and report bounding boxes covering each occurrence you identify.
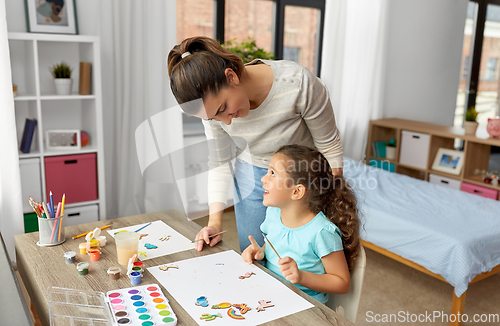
[107,284,177,326]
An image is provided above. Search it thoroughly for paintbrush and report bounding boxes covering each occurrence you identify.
[261,231,281,259]
[192,230,228,243]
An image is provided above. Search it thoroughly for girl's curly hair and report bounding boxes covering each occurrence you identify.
[275,144,361,272]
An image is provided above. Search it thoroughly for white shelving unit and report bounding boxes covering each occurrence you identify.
[9,32,106,227]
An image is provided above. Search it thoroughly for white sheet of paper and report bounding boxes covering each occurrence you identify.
[147,250,314,325]
[107,220,195,260]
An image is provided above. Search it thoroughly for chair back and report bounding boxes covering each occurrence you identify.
[325,244,367,324]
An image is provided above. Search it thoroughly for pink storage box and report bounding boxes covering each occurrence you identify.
[44,153,98,204]
[461,182,499,200]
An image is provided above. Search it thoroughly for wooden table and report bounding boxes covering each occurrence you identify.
[15,210,353,326]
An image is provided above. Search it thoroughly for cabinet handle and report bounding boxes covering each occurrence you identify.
[441,180,449,184]
[473,190,482,194]
[65,160,78,164]
[412,135,420,139]
[68,213,80,217]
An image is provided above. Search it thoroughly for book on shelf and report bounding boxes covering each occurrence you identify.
[372,141,387,158]
[20,118,37,153]
[79,62,92,95]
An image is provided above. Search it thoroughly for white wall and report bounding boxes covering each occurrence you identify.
[5,0,99,35]
[382,0,468,125]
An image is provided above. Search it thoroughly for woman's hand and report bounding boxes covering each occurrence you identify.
[194,225,222,251]
[242,235,266,264]
[279,256,302,284]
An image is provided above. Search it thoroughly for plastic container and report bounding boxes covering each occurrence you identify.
[79,243,87,254]
[96,235,107,247]
[64,251,76,264]
[89,250,101,261]
[77,262,89,275]
[48,287,113,325]
[115,232,140,265]
[107,266,121,280]
[37,216,65,246]
[129,271,142,285]
[131,266,143,274]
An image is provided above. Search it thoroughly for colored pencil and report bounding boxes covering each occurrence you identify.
[60,194,66,216]
[50,191,54,217]
[261,231,281,260]
[50,216,58,243]
[43,202,50,218]
[72,225,111,240]
[192,230,228,243]
[134,222,152,233]
[55,202,61,218]
[58,216,63,242]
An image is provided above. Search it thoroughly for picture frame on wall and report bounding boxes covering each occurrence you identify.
[24,0,78,34]
[431,148,464,175]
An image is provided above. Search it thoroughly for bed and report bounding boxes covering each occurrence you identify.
[343,158,500,326]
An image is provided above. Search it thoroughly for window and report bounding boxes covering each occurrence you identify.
[176,0,325,76]
[456,0,500,135]
[485,58,499,80]
[176,0,215,42]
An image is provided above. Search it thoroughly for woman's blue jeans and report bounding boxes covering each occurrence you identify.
[233,158,268,252]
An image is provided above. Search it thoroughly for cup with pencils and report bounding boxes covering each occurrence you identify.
[30,192,66,246]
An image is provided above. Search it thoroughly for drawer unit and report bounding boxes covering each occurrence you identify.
[63,204,99,227]
[44,153,98,204]
[461,182,499,200]
[399,130,430,170]
[19,158,42,213]
[429,174,461,190]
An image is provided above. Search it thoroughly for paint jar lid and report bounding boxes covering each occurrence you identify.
[108,266,121,275]
[77,262,89,270]
[79,243,87,248]
[64,251,76,258]
[85,227,101,241]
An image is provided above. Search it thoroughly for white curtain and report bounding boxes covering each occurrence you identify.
[0,0,24,259]
[98,0,186,219]
[321,0,389,161]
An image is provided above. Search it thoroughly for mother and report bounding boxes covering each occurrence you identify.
[167,36,343,252]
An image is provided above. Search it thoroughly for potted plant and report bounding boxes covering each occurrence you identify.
[385,138,397,160]
[50,62,73,95]
[464,106,479,135]
[223,37,275,64]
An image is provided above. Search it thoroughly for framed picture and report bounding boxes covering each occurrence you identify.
[431,148,464,175]
[45,129,81,150]
[24,0,78,34]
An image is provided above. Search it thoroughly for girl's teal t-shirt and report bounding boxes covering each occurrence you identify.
[260,206,343,304]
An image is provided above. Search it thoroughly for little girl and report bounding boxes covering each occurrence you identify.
[242,144,360,304]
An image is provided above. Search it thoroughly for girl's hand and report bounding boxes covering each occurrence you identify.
[194,225,222,251]
[242,235,266,264]
[279,256,302,284]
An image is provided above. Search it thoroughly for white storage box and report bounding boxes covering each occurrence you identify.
[399,130,430,170]
[63,204,99,227]
[19,158,42,213]
[429,174,461,190]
